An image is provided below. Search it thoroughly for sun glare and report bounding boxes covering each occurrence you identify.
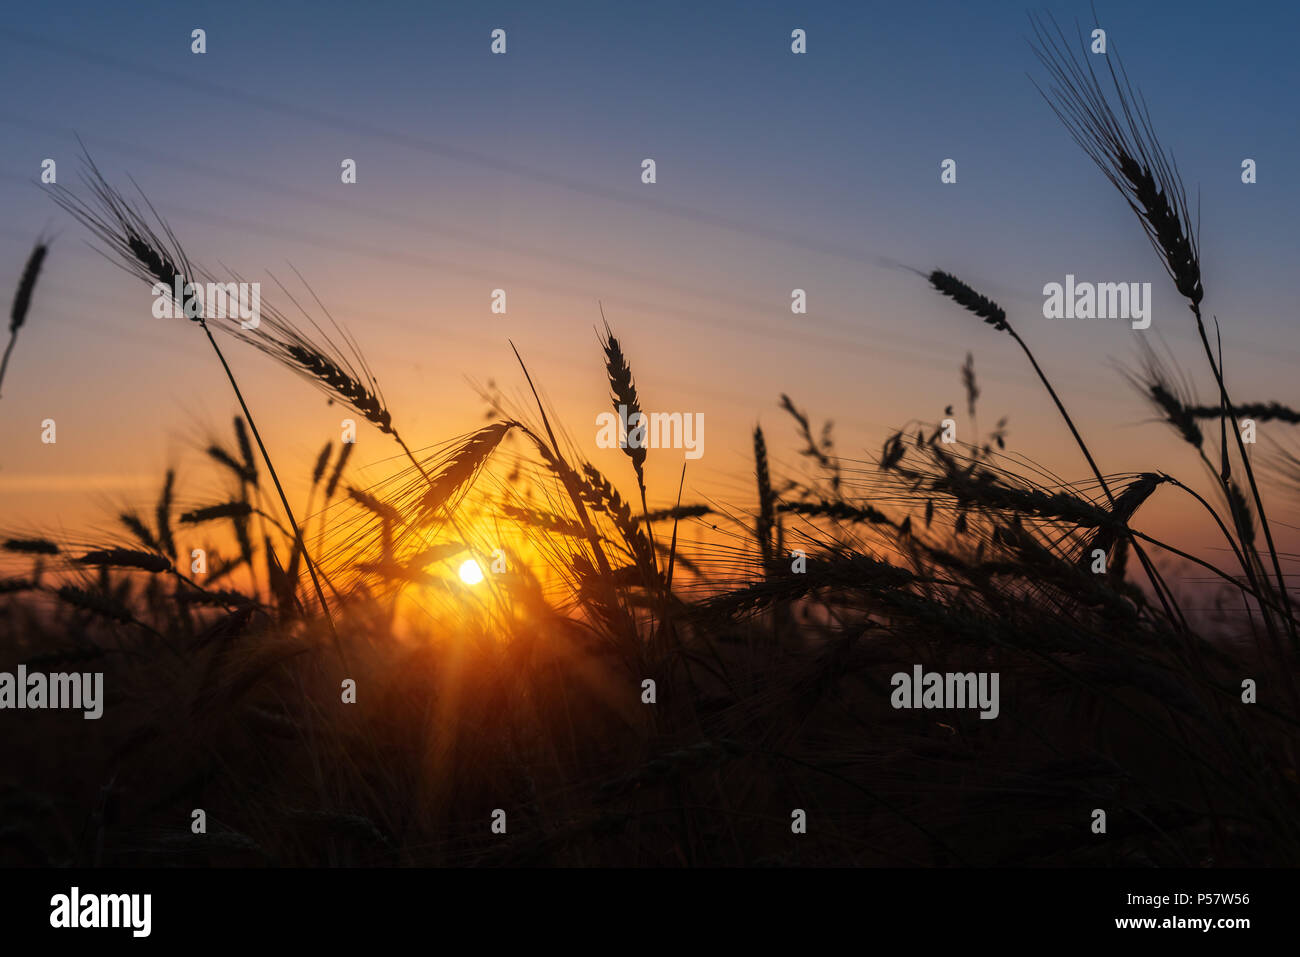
[458,558,485,585]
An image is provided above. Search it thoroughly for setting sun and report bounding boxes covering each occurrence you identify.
[458,558,485,585]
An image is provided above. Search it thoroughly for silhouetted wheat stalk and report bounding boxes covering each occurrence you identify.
[601,318,657,574]
[48,154,343,655]
[325,441,353,500]
[925,269,1184,628]
[779,393,843,496]
[753,426,775,569]
[1122,344,1277,597]
[4,537,59,555]
[180,502,254,525]
[1185,402,1300,425]
[0,238,47,398]
[75,548,172,574]
[1030,14,1294,640]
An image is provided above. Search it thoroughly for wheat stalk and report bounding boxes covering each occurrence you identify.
[310,442,332,487]
[179,502,254,525]
[4,537,59,555]
[1030,16,1294,638]
[324,442,354,500]
[929,271,1008,331]
[924,269,1184,626]
[75,548,172,574]
[1029,14,1202,305]
[155,469,177,562]
[48,154,343,654]
[753,426,775,570]
[601,317,657,573]
[779,393,842,495]
[419,423,515,518]
[0,239,47,398]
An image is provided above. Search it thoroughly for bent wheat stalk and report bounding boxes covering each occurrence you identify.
[926,270,1184,629]
[1031,14,1294,638]
[48,155,344,658]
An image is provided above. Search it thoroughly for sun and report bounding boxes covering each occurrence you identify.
[458,558,485,585]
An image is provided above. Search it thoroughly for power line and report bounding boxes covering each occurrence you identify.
[0,110,938,353]
[0,27,888,266]
[0,188,1130,411]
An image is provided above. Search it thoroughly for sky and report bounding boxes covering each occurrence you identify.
[1,0,1298,569]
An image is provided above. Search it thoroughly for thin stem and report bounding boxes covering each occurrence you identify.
[508,343,616,582]
[1191,306,1295,639]
[1162,476,1268,607]
[1006,327,1185,630]
[0,330,20,396]
[200,322,346,664]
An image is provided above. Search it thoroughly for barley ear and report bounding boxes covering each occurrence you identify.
[0,240,48,398]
